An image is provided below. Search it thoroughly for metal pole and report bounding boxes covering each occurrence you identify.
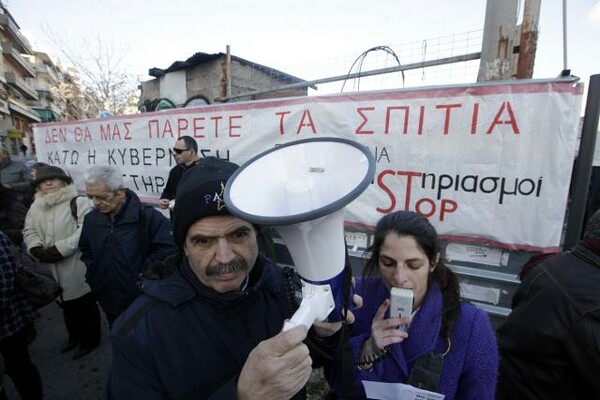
[516,0,541,79]
[219,52,481,102]
[562,0,568,70]
[564,74,600,249]
[226,45,232,97]
[477,0,519,81]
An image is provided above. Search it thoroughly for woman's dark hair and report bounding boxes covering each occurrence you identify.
[31,162,48,171]
[363,210,460,339]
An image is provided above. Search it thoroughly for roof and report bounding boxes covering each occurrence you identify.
[148,52,308,85]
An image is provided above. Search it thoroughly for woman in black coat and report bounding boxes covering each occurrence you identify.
[0,186,28,245]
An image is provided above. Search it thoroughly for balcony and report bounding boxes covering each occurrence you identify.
[35,63,60,84]
[0,14,34,54]
[2,43,35,77]
[31,103,62,122]
[5,72,38,100]
[32,80,52,92]
[8,98,41,122]
[29,93,60,111]
[0,98,9,115]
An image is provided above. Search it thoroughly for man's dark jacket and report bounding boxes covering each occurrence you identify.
[106,256,308,399]
[497,242,600,399]
[79,189,175,319]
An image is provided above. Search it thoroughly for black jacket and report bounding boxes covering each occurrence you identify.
[160,162,196,201]
[497,242,600,399]
[106,256,307,399]
[79,189,175,318]
[0,201,27,245]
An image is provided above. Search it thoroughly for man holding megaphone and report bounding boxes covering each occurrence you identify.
[105,156,357,400]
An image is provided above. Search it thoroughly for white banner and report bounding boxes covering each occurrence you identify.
[32,80,583,253]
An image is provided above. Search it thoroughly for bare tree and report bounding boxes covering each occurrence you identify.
[52,68,104,120]
[43,25,139,115]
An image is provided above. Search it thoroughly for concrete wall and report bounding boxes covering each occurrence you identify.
[185,59,224,102]
[160,70,187,106]
[139,54,307,109]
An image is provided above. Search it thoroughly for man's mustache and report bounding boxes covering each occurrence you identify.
[205,258,249,277]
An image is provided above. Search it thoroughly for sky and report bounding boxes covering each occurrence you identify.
[6,0,600,99]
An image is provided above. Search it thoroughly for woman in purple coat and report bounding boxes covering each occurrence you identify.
[326,211,498,399]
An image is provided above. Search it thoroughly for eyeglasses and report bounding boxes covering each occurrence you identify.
[172,148,190,155]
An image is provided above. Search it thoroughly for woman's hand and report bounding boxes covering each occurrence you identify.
[370,299,409,349]
[312,293,363,338]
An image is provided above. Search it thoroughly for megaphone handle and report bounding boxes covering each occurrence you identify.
[283,281,335,331]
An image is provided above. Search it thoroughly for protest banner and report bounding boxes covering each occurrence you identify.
[33,80,583,253]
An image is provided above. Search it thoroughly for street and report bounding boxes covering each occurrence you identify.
[3,301,111,400]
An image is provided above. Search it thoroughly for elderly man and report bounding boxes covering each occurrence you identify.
[79,165,175,325]
[497,209,600,399]
[158,135,199,210]
[0,146,32,204]
[106,157,354,399]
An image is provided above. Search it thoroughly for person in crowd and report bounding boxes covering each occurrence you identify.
[0,186,27,246]
[158,136,199,210]
[23,166,101,360]
[106,157,353,399]
[326,210,498,399]
[0,230,43,400]
[496,209,600,399]
[79,165,175,325]
[21,162,49,207]
[19,144,27,158]
[29,162,48,181]
[0,146,32,205]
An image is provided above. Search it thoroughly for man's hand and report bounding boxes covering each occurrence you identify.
[237,325,312,400]
[158,199,170,209]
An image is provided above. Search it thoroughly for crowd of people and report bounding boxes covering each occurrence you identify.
[0,137,599,399]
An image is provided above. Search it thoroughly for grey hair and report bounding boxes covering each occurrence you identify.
[83,165,124,192]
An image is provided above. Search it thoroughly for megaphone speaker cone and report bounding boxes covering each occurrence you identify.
[224,137,375,225]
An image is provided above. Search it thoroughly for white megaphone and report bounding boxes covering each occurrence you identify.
[224,137,375,330]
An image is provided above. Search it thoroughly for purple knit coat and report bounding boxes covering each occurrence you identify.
[327,278,498,399]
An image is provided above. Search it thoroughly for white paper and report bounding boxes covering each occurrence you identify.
[345,231,368,252]
[445,243,507,267]
[459,282,501,305]
[362,380,445,400]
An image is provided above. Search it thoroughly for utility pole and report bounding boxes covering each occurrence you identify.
[477,0,519,81]
[517,0,542,79]
[477,0,542,81]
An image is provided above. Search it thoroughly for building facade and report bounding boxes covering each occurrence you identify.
[0,4,40,156]
[0,3,90,158]
[139,51,309,112]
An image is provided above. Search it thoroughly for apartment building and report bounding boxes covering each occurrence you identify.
[0,4,40,156]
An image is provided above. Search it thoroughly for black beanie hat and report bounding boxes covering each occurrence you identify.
[32,166,73,187]
[173,157,239,248]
